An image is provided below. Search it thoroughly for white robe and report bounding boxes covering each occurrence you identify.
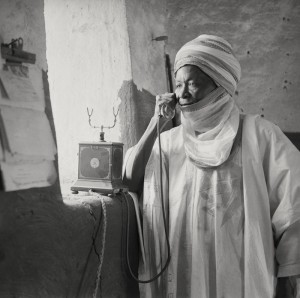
[136,114,300,298]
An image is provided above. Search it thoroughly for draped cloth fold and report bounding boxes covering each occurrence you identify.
[179,86,240,168]
[173,34,242,167]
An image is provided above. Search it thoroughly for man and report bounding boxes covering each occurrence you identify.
[123,35,300,298]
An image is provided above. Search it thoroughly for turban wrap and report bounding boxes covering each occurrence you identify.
[174,34,241,96]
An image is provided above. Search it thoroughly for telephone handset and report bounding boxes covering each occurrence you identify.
[159,93,178,120]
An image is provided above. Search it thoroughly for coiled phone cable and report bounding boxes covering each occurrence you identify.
[89,191,107,298]
[124,116,171,283]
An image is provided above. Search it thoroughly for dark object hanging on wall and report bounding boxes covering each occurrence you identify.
[152,35,168,41]
[165,53,173,93]
[1,38,36,64]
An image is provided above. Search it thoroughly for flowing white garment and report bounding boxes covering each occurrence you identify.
[140,124,244,298]
[137,115,300,298]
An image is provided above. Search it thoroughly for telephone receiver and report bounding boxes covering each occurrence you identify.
[159,93,178,120]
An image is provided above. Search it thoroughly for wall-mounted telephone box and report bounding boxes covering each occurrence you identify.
[71,142,127,194]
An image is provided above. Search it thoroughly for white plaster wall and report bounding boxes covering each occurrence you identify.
[44,0,132,194]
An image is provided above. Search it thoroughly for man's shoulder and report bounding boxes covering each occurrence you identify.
[242,113,290,154]
[243,113,279,135]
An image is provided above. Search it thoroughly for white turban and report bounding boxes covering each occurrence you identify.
[174,34,241,96]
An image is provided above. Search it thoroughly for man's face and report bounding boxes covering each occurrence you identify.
[175,65,217,107]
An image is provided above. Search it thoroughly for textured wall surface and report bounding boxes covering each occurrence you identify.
[0,190,139,298]
[166,0,300,132]
[45,0,132,194]
[0,1,139,297]
[120,0,171,153]
[126,0,167,95]
[45,0,170,194]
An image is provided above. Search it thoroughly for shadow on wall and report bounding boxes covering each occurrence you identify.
[118,79,172,154]
[42,69,61,192]
[118,80,156,153]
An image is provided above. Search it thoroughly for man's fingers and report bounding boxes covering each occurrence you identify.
[156,93,176,105]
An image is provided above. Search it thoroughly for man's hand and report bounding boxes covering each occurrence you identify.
[155,93,177,118]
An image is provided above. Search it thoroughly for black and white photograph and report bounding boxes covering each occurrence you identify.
[0,0,299,297]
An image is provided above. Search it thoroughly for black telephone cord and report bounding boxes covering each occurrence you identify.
[124,116,171,283]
